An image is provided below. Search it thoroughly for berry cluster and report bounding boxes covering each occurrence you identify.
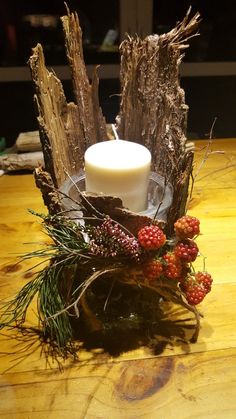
[136,216,212,306]
[87,214,212,306]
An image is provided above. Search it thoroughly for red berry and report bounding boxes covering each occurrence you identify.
[174,215,200,239]
[195,271,213,293]
[143,258,163,281]
[174,239,199,262]
[138,225,166,250]
[163,252,182,279]
[185,284,206,305]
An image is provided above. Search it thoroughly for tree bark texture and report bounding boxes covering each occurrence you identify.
[29,44,84,189]
[34,167,63,214]
[116,9,200,229]
[28,8,108,189]
[61,7,108,145]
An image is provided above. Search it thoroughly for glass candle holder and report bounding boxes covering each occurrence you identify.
[60,171,173,221]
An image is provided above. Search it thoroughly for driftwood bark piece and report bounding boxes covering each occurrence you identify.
[61,7,108,146]
[34,167,63,214]
[16,131,41,152]
[29,44,85,188]
[116,9,200,227]
[81,193,165,236]
[0,152,44,171]
[28,6,108,195]
[116,9,199,162]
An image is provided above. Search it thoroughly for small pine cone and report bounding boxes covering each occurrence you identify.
[174,215,200,239]
[185,284,206,305]
[195,271,213,293]
[163,252,182,280]
[143,258,163,281]
[138,225,166,250]
[174,239,199,262]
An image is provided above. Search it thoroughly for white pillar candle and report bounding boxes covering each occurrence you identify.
[84,139,151,212]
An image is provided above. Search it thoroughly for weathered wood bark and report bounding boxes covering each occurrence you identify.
[29,44,85,189]
[28,9,108,191]
[116,9,200,230]
[34,167,63,214]
[61,7,108,146]
[16,131,41,152]
[0,152,44,171]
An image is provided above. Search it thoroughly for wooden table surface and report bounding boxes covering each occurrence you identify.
[0,139,236,418]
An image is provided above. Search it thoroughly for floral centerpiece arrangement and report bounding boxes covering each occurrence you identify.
[0,7,213,359]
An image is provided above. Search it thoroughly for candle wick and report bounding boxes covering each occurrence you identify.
[111,124,120,140]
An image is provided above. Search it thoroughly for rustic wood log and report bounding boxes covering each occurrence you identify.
[0,151,44,171]
[116,9,200,230]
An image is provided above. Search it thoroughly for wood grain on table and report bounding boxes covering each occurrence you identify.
[0,139,236,418]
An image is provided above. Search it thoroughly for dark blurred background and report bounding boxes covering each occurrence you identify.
[1,0,236,147]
